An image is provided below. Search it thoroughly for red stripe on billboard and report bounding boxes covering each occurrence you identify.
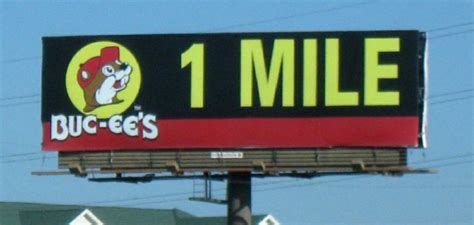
[42,117,419,151]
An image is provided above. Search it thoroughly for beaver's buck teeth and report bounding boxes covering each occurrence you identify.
[122,76,129,87]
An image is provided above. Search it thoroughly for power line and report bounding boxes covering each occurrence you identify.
[0,156,56,164]
[427,159,473,168]
[124,157,473,206]
[427,21,474,32]
[89,177,301,206]
[125,177,372,207]
[0,94,40,101]
[74,152,474,208]
[254,176,366,192]
[0,151,44,159]
[429,88,474,99]
[5,148,466,167]
[0,1,379,65]
[117,176,367,207]
[430,95,474,106]
[97,153,473,206]
[0,56,41,64]
[410,152,473,165]
[121,197,190,207]
[0,29,470,109]
[85,177,297,206]
[322,184,472,189]
[203,0,378,32]
[0,18,472,65]
[0,116,472,164]
[0,100,40,108]
[429,28,474,40]
[0,141,40,148]
[83,190,195,205]
[249,159,473,193]
[0,86,470,105]
[1,88,472,109]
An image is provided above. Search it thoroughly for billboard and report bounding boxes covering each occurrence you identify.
[42,31,427,151]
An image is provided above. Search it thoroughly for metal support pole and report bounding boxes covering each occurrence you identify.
[227,172,251,225]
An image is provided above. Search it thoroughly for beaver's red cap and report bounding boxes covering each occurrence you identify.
[77,46,120,89]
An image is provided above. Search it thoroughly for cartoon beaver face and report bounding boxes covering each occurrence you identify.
[77,47,132,112]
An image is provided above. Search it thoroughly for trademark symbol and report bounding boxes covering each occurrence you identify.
[134,105,142,111]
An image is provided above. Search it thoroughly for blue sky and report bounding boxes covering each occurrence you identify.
[0,1,473,225]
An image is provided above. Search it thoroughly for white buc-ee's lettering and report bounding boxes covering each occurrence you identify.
[51,112,158,141]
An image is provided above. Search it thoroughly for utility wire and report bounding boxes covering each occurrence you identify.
[121,198,191,207]
[430,95,474,106]
[1,87,471,107]
[427,21,474,32]
[3,146,469,165]
[0,94,40,101]
[0,1,378,65]
[0,156,56,164]
[427,159,473,168]
[0,96,471,162]
[0,56,41,64]
[429,29,474,40]
[90,177,304,206]
[0,100,40,108]
[254,176,365,193]
[3,4,472,66]
[0,88,472,109]
[429,88,474,99]
[0,141,40,148]
[321,184,472,189]
[82,152,473,206]
[0,22,471,109]
[0,19,470,66]
[410,152,473,165]
[126,159,473,206]
[85,177,298,206]
[0,151,44,158]
[240,159,472,193]
[83,190,195,205]
[203,0,378,32]
[117,176,366,207]
[119,158,474,207]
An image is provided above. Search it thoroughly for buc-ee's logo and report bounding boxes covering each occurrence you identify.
[51,41,158,141]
